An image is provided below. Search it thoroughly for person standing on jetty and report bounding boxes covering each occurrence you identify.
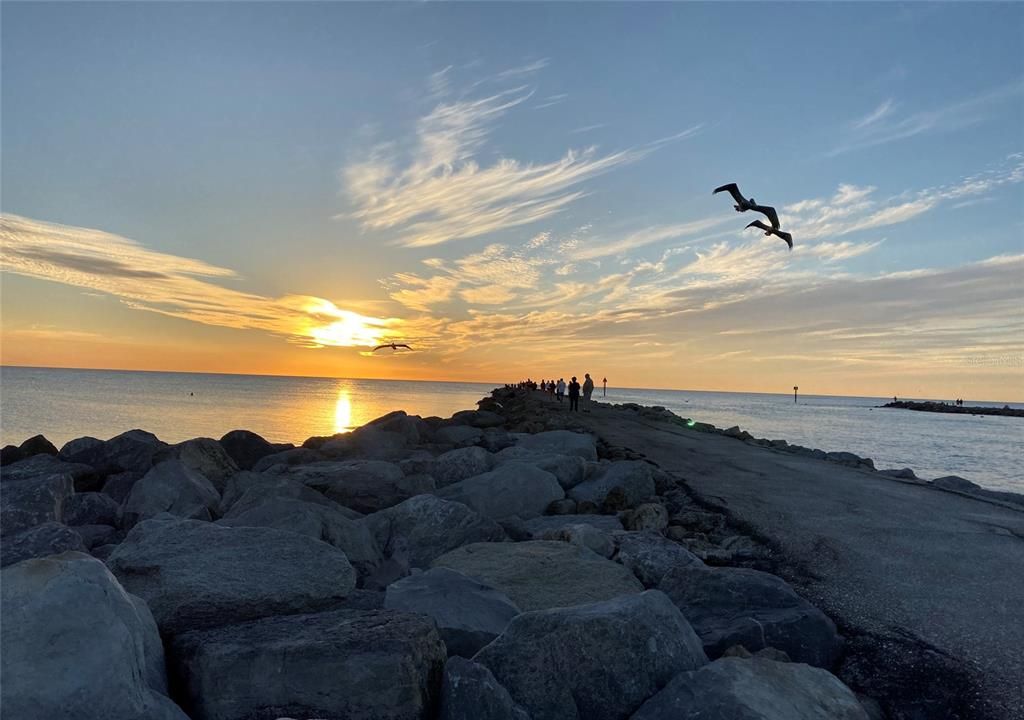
[582,373,595,412]
[568,376,581,411]
[556,378,566,403]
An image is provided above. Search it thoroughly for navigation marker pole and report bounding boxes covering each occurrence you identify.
[794,386,799,404]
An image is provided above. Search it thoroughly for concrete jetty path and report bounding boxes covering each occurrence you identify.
[574,402,1024,720]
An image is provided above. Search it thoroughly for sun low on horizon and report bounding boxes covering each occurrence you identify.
[2,2,1022,401]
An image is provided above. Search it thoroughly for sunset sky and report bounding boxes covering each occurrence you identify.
[2,2,1022,400]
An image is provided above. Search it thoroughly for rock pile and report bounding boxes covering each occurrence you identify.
[1,393,874,719]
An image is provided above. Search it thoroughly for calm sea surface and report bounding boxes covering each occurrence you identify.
[2,366,1021,493]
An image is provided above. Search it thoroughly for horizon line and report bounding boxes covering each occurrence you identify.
[2,364,1021,405]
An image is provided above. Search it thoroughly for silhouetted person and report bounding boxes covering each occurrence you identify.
[603,377,607,397]
[582,373,594,412]
[568,376,581,411]
[556,378,566,403]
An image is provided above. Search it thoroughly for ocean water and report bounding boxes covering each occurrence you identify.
[2,366,1021,493]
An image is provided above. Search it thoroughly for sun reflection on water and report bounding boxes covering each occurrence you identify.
[334,390,353,433]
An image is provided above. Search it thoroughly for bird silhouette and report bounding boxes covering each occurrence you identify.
[746,220,793,250]
[713,183,781,229]
[373,343,412,352]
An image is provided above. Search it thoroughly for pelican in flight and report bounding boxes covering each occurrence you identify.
[373,343,412,352]
[746,220,793,250]
[713,183,780,229]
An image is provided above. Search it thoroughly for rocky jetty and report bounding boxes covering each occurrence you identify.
[1,390,888,719]
[881,400,1024,418]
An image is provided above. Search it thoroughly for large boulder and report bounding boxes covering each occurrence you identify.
[63,491,122,527]
[365,494,506,570]
[122,460,220,527]
[436,463,563,521]
[570,461,656,508]
[658,563,842,668]
[436,425,485,447]
[522,514,624,537]
[217,497,382,580]
[218,429,277,470]
[0,472,73,536]
[107,516,357,635]
[14,434,59,459]
[61,429,165,475]
[101,470,144,504]
[613,530,703,587]
[1,453,99,491]
[251,447,323,473]
[1,552,187,719]
[450,409,507,428]
[1,522,86,567]
[439,657,530,720]
[432,446,495,487]
[475,590,707,720]
[169,608,446,720]
[513,430,597,461]
[385,567,521,658]
[494,447,587,490]
[631,657,869,720]
[364,410,427,444]
[219,472,359,518]
[154,438,239,493]
[274,460,433,513]
[433,541,643,611]
[320,424,413,461]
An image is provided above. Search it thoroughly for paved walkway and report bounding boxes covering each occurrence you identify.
[575,405,1024,720]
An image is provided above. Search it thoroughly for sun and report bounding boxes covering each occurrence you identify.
[301,299,390,348]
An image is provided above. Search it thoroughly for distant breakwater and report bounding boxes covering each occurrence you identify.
[881,400,1024,418]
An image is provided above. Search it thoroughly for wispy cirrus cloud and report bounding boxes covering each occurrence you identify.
[851,99,894,130]
[829,81,1024,157]
[784,155,1024,239]
[342,68,702,248]
[0,214,404,349]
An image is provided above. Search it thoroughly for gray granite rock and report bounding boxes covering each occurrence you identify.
[108,515,357,635]
[439,657,530,720]
[169,608,446,720]
[658,563,842,668]
[385,567,521,657]
[613,530,703,587]
[513,430,598,461]
[1,522,86,567]
[436,463,563,521]
[433,540,643,612]
[217,497,382,580]
[365,494,506,570]
[432,446,495,487]
[570,461,656,508]
[63,491,121,527]
[218,429,277,470]
[274,460,433,513]
[154,438,239,493]
[475,590,707,720]
[123,460,221,527]
[1,552,187,719]
[631,657,868,720]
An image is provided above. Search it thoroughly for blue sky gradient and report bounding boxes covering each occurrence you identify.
[2,2,1022,398]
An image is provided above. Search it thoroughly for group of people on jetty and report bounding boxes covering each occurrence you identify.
[507,373,602,412]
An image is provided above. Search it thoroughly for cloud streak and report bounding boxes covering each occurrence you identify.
[829,81,1024,156]
[0,214,403,349]
[342,70,703,248]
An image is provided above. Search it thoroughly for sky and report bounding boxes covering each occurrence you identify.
[2,2,1023,400]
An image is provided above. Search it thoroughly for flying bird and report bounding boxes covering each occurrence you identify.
[373,343,412,352]
[746,220,793,250]
[713,183,781,229]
